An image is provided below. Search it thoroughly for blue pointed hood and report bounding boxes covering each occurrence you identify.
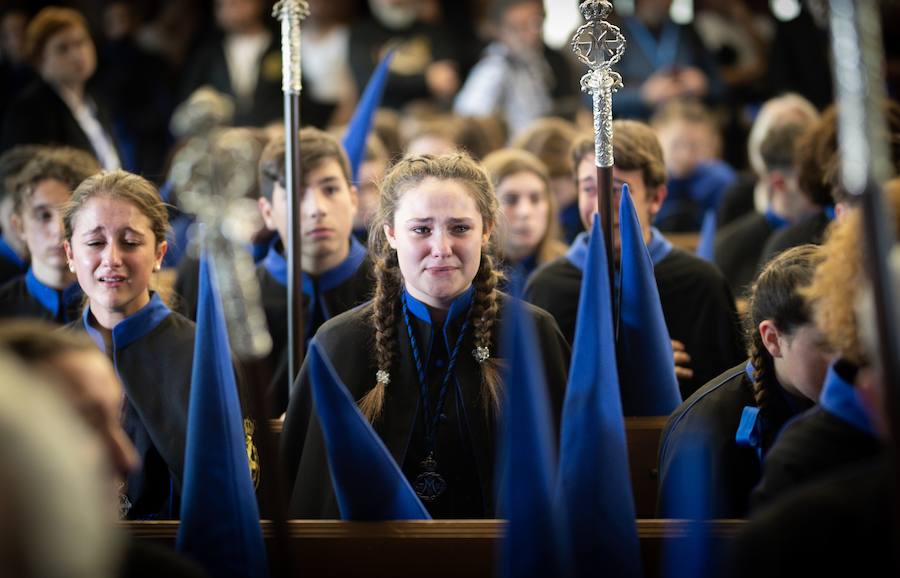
[176,255,268,578]
[308,339,430,520]
[557,215,642,578]
[342,49,394,181]
[618,184,682,415]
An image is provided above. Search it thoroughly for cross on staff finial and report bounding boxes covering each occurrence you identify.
[571,0,625,73]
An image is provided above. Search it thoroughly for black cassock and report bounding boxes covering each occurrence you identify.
[0,236,26,287]
[714,212,778,295]
[256,237,373,416]
[750,360,883,512]
[71,293,194,519]
[0,269,82,324]
[657,361,812,518]
[280,290,570,519]
[525,233,745,400]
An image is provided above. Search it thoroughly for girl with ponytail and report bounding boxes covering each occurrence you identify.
[657,244,832,518]
[281,152,570,519]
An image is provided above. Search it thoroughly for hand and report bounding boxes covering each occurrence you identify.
[425,60,460,100]
[672,339,694,382]
[640,71,681,106]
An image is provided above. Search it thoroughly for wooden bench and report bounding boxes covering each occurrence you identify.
[127,518,742,578]
[268,415,667,518]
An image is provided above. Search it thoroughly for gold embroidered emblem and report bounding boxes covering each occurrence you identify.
[244,418,261,489]
[262,52,282,83]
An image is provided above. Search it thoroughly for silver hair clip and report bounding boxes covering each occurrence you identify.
[376,370,391,385]
[473,346,490,363]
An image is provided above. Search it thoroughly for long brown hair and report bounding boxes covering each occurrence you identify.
[360,153,504,422]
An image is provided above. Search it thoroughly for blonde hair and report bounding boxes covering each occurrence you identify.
[802,178,900,365]
[361,153,504,422]
[481,148,566,265]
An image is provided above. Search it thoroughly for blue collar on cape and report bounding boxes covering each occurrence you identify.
[83,292,171,353]
[566,226,673,271]
[25,268,82,321]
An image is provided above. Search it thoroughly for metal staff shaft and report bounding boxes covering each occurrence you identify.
[573,0,625,325]
[827,0,900,565]
[275,0,309,386]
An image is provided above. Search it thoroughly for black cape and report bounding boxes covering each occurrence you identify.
[0,272,83,324]
[0,78,121,160]
[0,237,27,287]
[657,361,812,518]
[751,412,883,512]
[525,247,744,399]
[280,292,570,519]
[757,210,832,270]
[255,239,374,416]
[731,455,895,578]
[713,212,776,296]
[70,294,194,519]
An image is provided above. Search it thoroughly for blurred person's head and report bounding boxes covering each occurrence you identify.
[368,0,421,30]
[1,8,29,64]
[747,93,819,179]
[512,117,579,208]
[0,351,122,578]
[355,134,390,231]
[803,179,900,439]
[26,7,96,90]
[823,100,900,214]
[214,0,266,34]
[491,0,545,53]
[651,100,721,179]
[373,108,404,161]
[573,120,668,247]
[0,320,139,482]
[12,148,100,289]
[0,145,47,260]
[759,123,816,222]
[635,0,674,27]
[258,127,359,273]
[101,1,137,42]
[404,117,460,157]
[483,148,564,265]
[455,116,506,161]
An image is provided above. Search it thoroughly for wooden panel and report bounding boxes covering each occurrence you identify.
[268,416,668,518]
[126,519,744,578]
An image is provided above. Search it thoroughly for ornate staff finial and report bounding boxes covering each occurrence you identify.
[571,0,625,168]
[273,0,310,95]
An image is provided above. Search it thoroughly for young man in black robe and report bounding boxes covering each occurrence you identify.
[255,128,373,416]
[526,124,744,399]
[715,123,817,295]
[0,147,98,323]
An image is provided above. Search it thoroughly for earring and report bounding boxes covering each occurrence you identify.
[67,262,75,273]
[153,264,161,272]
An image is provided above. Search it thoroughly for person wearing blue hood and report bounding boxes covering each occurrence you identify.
[748,181,899,511]
[0,147,98,324]
[255,128,373,417]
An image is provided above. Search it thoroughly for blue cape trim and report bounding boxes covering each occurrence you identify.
[0,236,26,270]
[566,227,673,272]
[83,292,171,353]
[819,362,875,436]
[25,268,82,321]
[402,285,475,326]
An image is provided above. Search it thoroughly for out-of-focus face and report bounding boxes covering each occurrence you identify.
[44,349,139,481]
[500,1,544,53]
[64,195,166,324]
[39,24,96,88]
[1,11,28,63]
[406,135,456,157]
[772,323,834,402]
[496,170,549,261]
[355,158,386,230]
[655,119,716,179]
[215,0,263,33]
[385,177,488,311]
[577,153,662,247]
[15,178,70,275]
